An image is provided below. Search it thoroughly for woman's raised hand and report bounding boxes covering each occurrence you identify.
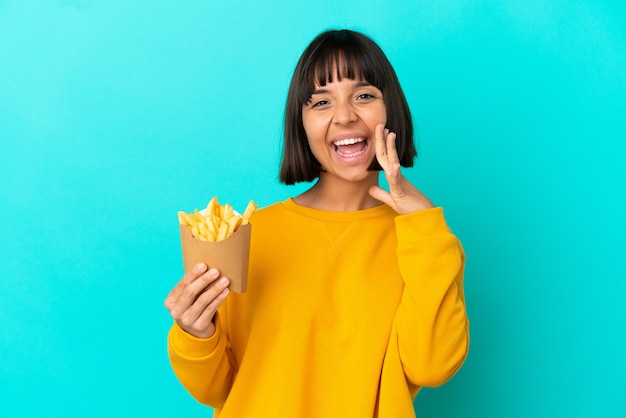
[368,124,435,215]
[164,263,230,339]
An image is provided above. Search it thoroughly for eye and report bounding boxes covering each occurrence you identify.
[356,93,377,101]
[310,99,329,108]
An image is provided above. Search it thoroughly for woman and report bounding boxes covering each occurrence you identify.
[165,29,469,417]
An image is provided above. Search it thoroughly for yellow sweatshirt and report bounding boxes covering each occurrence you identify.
[168,199,469,417]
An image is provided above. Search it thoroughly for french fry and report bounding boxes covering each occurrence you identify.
[227,214,242,237]
[206,217,218,241]
[198,222,208,240]
[223,203,234,223]
[207,196,218,218]
[242,200,258,225]
[178,211,193,226]
[217,222,229,241]
[179,197,257,242]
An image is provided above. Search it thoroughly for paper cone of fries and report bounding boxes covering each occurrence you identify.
[178,197,256,293]
[179,222,251,293]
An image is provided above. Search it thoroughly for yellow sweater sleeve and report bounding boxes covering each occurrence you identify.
[393,207,469,388]
[167,313,235,407]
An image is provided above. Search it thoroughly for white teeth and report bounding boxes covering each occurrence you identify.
[336,148,366,157]
[333,138,365,146]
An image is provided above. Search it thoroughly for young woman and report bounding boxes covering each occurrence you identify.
[165,29,469,417]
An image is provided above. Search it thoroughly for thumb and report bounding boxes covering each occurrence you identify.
[368,185,392,206]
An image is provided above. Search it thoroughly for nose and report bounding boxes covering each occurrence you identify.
[333,101,358,125]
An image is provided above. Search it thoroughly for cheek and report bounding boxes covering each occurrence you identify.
[362,106,387,129]
[302,116,328,143]
[377,106,387,126]
[302,123,314,142]
[301,114,314,139]
[301,121,320,154]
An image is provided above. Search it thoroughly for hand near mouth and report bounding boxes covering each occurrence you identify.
[368,124,435,214]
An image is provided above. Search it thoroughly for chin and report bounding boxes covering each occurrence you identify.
[339,169,378,183]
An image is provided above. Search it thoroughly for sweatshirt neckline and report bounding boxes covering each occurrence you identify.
[281,198,395,222]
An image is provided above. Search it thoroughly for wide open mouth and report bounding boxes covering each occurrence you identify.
[333,137,368,158]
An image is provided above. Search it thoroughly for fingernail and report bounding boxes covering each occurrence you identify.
[195,263,208,273]
[209,268,220,277]
[219,277,229,286]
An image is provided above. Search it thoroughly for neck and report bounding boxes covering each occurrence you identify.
[294,172,382,212]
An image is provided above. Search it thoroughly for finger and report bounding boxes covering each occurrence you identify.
[381,131,402,186]
[379,133,406,196]
[165,263,207,304]
[193,287,230,331]
[368,185,393,206]
[179,277,230,326]
[166,267,221,317]
[374,124,389,171]
[386,162,403,192]
[385,131,400,168]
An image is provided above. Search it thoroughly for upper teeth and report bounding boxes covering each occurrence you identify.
[334,138,365,146]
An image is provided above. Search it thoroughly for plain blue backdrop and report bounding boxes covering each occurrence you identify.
[1,1,625,416]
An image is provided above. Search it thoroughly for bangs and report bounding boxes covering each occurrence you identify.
[299,41,385,104]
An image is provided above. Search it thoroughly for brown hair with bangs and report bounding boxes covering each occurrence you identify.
[279,29,416,185]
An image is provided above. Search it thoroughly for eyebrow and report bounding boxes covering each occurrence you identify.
[310,81,374,96]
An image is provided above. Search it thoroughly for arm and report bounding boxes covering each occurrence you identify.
[393,208,469,387]
[168,316,236,406]
[369,124,469,387]
[164,263,236,406]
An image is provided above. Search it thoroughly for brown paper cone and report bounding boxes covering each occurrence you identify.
[179,223,251,293]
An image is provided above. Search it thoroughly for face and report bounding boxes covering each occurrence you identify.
[301,77,387,183]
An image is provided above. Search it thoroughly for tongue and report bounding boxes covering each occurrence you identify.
[337,142,366,154]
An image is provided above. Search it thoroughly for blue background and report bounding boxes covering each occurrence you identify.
[1,1,625,416]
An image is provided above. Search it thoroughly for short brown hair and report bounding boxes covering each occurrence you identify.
[279,29,416,185]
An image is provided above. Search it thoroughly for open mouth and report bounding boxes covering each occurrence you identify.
[333,137,368,158]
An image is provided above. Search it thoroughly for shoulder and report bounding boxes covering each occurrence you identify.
[247,199,292,229]
[253,200,287,218]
